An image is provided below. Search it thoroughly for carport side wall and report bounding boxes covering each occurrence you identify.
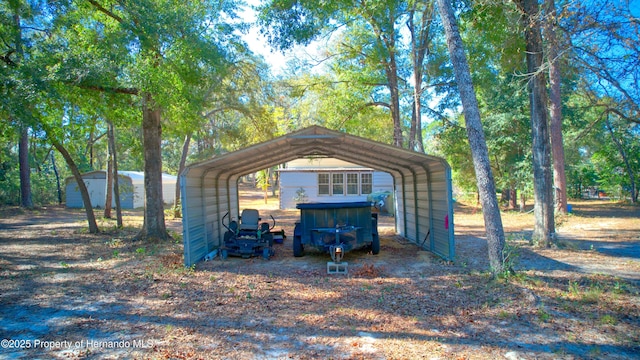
[182,171,230,267]
[228,176,240,222]
[204,175,229,259]
[198,173,240,265]
[429,167,454,259]
[183,170,263,266]
[400,166,454,261]
[182,173,207,266]
[401,171,420,245]
[394,179,406,239]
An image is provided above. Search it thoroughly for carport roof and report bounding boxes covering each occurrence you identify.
[183,125,449,178]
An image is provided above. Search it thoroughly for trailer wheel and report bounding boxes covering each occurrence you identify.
[371,233,380,255]
[293,235,304,257]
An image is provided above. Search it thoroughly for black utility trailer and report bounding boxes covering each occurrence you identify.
[293,202,379,260]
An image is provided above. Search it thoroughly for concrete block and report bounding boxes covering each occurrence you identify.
[327,261,348,274]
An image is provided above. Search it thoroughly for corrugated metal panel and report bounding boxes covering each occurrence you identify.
[117,178,135,209]
[65,178,106,208]
[65,182,84,208]
[394,181,406,238]
[372,172,394,190]
[162,183,176,205]
[286,158,367,169]
[66,171,170,210]
[183,187,203,199]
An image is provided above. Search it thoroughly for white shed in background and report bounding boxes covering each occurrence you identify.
[65,170,176,209]
[278,158,394,210]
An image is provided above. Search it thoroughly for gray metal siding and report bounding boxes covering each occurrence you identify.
[65,179,106,208]
[66,173,154,210]
[65,182,84,208]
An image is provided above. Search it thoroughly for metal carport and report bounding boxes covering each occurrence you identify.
[180,126,455,266]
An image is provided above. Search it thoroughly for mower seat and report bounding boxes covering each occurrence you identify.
[239,209,260,231]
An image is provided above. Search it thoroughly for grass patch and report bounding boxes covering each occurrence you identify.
[498,310,511,320]
[599,314,617,326]
[567,279,604,304]
[537,308,551,322]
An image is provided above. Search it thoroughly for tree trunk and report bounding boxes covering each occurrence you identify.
[371,12,403,148]
[501,189,509,204]
[517,0,555,247]
[51,139,99,233]
[104,134,114,218]
[605,119,637,203]
[50,152,62,204]
[89,127,95,170]
[135,93,169,241]
[19,125,33,208]
[410,106,418,151]
[545,0,568,214]
[271,167,278,197]
[408,3,434,153]
[12,9,32,208]
[509,188,517,210]
[437,0,507,274]
[174,133,192,218]
[108,121,123,228]
[387,54,403,148]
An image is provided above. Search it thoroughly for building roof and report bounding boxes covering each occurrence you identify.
[65,170,176,185]
[277,167,375,172]
[183,125,449,180]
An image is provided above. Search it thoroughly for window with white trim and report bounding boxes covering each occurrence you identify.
[346,173,359,195]
[317,172,373,196]
[318,173,330,195]
[332,173,344,195]
[361,173,372,194]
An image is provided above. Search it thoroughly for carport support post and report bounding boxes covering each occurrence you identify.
[412,169,421,250]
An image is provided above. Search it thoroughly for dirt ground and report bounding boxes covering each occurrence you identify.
[0,190,639,359]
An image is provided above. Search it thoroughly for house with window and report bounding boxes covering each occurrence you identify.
[278,158,394,210]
